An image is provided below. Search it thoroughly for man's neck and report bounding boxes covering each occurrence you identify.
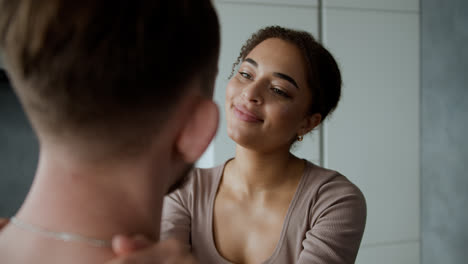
[1,147,168,263]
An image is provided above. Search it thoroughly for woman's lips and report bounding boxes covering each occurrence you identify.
[233,105,263,123]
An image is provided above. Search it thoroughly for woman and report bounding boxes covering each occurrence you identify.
[161,26,366,264]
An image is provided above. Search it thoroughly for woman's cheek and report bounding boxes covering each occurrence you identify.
[275,105,301,129]
[279,104,295,118]
[225,82,238,100]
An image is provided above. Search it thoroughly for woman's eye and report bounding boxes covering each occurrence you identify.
[272,87,290,98]
[239,71,252,79]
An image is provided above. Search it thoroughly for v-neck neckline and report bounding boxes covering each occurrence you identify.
[206,158,310,264]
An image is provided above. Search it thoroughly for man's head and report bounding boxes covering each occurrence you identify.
[0,0,220,164]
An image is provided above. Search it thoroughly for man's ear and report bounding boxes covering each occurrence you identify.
[298,113,322,136]
[176,99,219,163]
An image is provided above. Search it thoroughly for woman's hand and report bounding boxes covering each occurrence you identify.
[106,235,197,264]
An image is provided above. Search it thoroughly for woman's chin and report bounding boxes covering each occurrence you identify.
[227,127,293,154]
[227,129,260,148]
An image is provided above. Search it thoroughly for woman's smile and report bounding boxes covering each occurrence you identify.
[233,104,264,123]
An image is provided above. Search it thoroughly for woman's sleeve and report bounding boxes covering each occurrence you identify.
[160,181,193,250]
[297,179,367,264]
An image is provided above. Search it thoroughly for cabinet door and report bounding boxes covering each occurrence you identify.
[205,1,320,166]
[325,7,420,264]
[327,0,419,12]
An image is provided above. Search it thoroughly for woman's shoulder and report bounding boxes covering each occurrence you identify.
[190,164,223,178]
[301,160,366,206]
[171,161,228,198]
[190,161,226,184]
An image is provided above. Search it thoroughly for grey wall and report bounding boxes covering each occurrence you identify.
[421,0,468,263]
[0,83,38,217]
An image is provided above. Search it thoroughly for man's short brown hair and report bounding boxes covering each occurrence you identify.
[0,0,220,155]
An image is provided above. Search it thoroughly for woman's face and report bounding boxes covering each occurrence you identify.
[225,38,320,152]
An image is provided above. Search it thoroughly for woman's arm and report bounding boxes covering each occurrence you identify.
[297,180,367,264]
[160,170,197,253]
[160,192,192,248]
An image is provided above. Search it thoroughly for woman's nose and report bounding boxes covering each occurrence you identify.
[241,82,263,104]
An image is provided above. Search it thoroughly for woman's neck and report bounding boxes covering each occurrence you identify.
[226,145,304,196]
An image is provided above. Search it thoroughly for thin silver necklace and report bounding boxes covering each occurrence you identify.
[10,216,112,248]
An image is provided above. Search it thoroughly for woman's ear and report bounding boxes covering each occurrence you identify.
[298,113,322,136]
[176,99,219,163]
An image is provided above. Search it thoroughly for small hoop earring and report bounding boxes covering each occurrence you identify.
[297,135,304,142]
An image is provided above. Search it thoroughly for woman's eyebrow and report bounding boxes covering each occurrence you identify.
[273,72,299,89]
[245,58,258,67]
[244,57,299,89]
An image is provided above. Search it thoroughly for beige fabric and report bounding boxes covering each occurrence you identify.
[161,160,366,264]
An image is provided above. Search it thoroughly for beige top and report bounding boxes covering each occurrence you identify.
[161,160,366,264]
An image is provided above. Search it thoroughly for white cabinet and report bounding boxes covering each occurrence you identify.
[326,0,419,12]
[215,0,317,7]
[325,7,420,263]
[356,242,420,264]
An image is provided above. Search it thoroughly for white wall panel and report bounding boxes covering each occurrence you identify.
[356,242,420,264]
[211,2,320,166]
[325,8,420,248]
[215,0,317,8]
[327,0,419,12]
